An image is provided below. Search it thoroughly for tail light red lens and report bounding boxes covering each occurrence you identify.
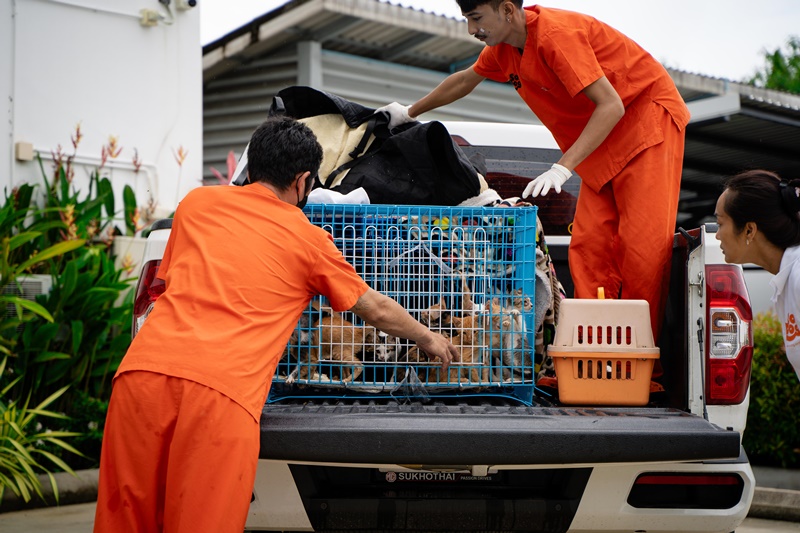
[628,472,745,509]
[132,259,165,337]
[705,265,753,405]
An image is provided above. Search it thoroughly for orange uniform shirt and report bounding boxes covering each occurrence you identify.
[473,6,690,192]
[116,184,369,421]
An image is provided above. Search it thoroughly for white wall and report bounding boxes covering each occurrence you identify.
[3,0,202,223]
[1,1,13,182]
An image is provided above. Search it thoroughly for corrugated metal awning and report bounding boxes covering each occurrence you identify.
[203,0,800,228]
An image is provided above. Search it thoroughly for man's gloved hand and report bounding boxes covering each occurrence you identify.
[522,163,572,197]
[376,102,415,129]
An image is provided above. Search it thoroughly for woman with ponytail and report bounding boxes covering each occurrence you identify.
[714,170,800,379]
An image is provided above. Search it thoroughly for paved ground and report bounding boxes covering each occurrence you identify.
[2,502,800,533]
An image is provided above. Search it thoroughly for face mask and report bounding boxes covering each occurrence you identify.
[295,173,316,209]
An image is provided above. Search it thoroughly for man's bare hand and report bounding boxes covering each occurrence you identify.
[417,332,457,371]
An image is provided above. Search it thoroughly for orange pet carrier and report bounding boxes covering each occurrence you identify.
[549,299,660,406]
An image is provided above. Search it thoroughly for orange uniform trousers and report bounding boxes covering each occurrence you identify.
[569,105,685,341]
[94,371,259,533]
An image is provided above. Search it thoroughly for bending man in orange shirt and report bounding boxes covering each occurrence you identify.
[94,117,456,533]
[381,0,690,340]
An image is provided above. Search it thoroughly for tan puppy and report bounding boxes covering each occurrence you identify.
[445,313,488,384]
[296,304,371,383]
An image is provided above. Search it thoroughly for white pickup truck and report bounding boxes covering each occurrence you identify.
[132,122,755,533]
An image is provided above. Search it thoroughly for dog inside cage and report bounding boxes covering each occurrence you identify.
[277,205,538,400]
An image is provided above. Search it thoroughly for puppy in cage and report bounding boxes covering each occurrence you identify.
[419,274,490,384]
[290,303,369,383]
[485,297,530,381]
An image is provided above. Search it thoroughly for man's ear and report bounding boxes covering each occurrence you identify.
[295,170,312,192]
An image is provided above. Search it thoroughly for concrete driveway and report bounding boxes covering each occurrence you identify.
[2,502,800,533]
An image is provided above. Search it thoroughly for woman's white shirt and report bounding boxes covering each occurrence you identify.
[770,244,800,380]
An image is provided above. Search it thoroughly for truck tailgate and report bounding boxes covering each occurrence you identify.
[259,401,741,465]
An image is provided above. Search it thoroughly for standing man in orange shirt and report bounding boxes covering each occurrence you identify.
[381,0,690,340]
[94,117,456,533]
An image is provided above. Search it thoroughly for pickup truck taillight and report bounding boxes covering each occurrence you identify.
[705,265,753,405]
[132,259,165,337]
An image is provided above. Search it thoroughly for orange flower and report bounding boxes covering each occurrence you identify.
[120,254,136,275]
[106,135,122,159]
[129,207,145,233]
[173,145,188,167]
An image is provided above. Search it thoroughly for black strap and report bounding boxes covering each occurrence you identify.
[348,116,378,159]
[324,116,380,188]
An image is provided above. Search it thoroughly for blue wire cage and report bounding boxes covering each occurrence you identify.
[270,203,538,405]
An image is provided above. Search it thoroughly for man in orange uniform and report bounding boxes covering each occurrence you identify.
[380,0,690,340]
[94,117,456,533]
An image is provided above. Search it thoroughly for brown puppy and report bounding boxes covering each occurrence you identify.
[296,305,370,383]
[445,313,488,384]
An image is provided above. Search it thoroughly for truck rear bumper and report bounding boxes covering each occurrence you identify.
[245,452,755,532]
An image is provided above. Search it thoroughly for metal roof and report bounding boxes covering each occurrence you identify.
[203,0,484,81]
[203,0,800,227]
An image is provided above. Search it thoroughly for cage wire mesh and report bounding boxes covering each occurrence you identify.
[272,204,538,404]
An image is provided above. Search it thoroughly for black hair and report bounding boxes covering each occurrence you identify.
[246,116,323,191]
[722,169,800,250]
[456,0,522,13]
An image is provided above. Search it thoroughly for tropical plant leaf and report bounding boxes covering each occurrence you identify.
[33,385,70,412]
[7,232,42,251]
[123,185,137,235]
[45,471,59,504]
[17,239,86,274]
[11,471,34,502]
[0,296,53,322]
[59,260,79,301]
[70,320,84,354]
[32,448,76,474]
[97,178,114,220]
[31,351,71,364]
[40,437,84,457]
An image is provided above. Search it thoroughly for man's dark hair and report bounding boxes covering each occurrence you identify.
[723,170,800,249]
[456,0,522,12]
[247,116,323,190]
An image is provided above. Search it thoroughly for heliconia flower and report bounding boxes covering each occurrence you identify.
[86,220,98,239]
[106,135,122,159]
[51,144,65,170]
[25,250,39,273]
[100,145,108,169]
[62,204,76,226]
[130,207,145,232]
[59,204,78,240]
[120,254,135,275]
[71,122,83,150]
[132,148,142,174]
[173,145,188,167]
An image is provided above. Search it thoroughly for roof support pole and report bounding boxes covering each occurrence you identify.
[297,40,323,89]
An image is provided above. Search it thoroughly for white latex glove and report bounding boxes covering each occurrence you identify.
[377,102,415,129]
[522,163,572,198]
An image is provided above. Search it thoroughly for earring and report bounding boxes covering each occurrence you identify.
[507,17,511,23]
[746,239,750,246]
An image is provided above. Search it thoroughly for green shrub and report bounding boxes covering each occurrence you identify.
[1,126,142,471]
[1,355,84,505]
[743,312,800,467]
